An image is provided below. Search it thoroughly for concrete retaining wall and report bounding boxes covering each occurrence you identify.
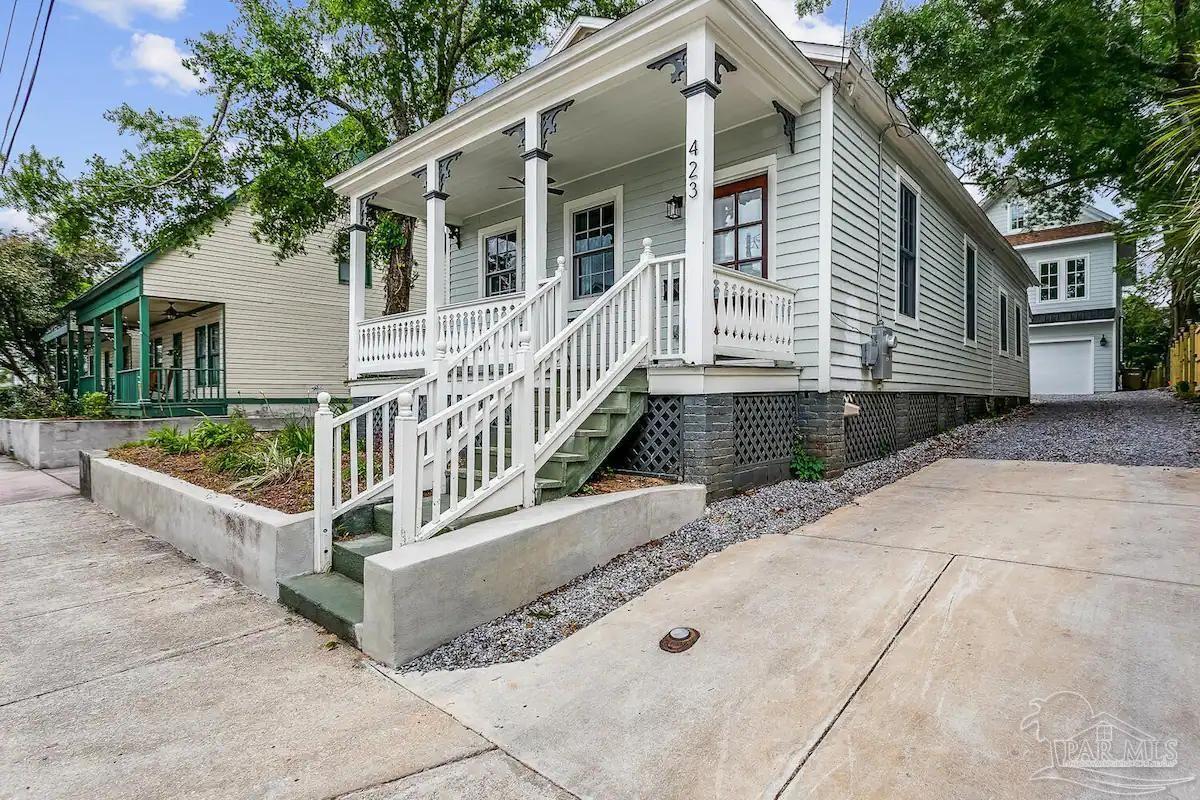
[86,452,313,599]
[361,483,706,667]
[0,415,289,469]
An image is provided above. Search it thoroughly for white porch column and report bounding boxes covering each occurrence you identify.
[682,26,717,365]
[424,158,447,366]
[522,109,549,298]
[347,194,369,380]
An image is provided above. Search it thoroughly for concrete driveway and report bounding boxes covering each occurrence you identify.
[400,458,1200,799]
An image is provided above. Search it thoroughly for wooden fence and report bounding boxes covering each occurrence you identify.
[1168,322,1200,391]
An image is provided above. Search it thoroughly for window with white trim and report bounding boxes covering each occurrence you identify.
[483,230,518,297]
[1008,202,1026,232]
[897,179,919,319]
[1065,257,1087,298]
[1038,261,1059,301]
[964,242,977,342]
[572,202,616,298]
[998,291,1010,354]
[1015,303,1023,357]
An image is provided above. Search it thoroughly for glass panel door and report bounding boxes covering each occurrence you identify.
[713,175,767,277]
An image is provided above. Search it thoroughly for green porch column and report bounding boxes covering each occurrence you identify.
[66,326,78,395]
[73,320,85,395]
[91,318,103,393]
[138,295,151,402]
[112,307,125,402]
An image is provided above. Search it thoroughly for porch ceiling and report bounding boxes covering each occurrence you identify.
[371,44,793,221]
[117,298,218,327]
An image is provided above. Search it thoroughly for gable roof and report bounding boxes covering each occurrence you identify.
[549,16,614,57]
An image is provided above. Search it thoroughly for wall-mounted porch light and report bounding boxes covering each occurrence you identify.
[664,194,683,220]
[1100,334,1109,347]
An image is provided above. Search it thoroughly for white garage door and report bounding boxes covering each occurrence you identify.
[1030,339,1094,394]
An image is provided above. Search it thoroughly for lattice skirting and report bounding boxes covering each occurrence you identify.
[612,395,683,478]
[906,393,939,444]
[843,391,898,467]
[734,394,798,467]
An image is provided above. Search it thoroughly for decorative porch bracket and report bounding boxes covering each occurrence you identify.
[502,120,525,151]
[538,100,574,151]
[772,100,797,155]
[436,152,462,191]
[647,48,737,86]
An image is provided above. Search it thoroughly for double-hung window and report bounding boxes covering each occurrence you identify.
[964,243,978,343]
[1038,261,1059,301]
[1008,202,1026,232]
[1065,257,1087,298]
[998,291,1010,354]
[1015,304,1023,357]
[484,230,519,297]
[195,323,221,388]
[337,258,372,287]
[572,202,616,298]
[897,179,920,319]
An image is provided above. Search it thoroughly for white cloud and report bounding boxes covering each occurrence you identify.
[68,0,184,29]
[753,0,846,45]
[122,32,204,93]
[0,208,37,233]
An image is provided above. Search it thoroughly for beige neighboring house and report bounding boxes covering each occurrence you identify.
[44,203,426,417]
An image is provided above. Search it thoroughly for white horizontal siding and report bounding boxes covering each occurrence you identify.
[1024,238,1117,316]
[442,113,822,383]
[828,100,1029,397]
[141,206,424,398]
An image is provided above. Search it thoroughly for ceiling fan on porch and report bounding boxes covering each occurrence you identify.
[158,302,201,323]
[497,175,564,195]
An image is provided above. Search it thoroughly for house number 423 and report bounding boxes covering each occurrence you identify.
[687,139,699,198]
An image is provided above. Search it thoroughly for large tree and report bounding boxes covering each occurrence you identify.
[0,233,107,381]
[1122,289,1173,379]
[2,0,635,315]
[856,0,1199,317]
[857,0,1197,217]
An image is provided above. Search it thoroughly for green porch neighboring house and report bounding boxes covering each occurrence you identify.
[45,252,228,418]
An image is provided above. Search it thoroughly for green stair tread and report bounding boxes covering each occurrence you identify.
[331,533,391,583]
[278,572,363,645]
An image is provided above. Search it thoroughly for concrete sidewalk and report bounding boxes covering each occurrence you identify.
[0,457,568,799]
[399,459,1200,799]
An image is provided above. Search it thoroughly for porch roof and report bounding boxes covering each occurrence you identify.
[326,0,827,205]
[66,249,157,321]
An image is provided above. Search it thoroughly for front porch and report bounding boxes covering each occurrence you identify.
[51,287,227,417]
[334,10,820,382]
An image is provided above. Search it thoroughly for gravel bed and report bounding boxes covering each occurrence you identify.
[401,390,1199,673]
[960,390,1200,467]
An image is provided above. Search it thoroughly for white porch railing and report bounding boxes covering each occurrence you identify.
[312,265,566,570]
[315,241,799,570]
[355,294,529,374]
[712,266,795,362]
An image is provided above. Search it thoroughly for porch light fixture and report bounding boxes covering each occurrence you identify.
[664,194,683,220]
[1100,334,1109,347]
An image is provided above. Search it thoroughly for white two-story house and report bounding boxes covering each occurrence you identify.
[983,194,1132,394]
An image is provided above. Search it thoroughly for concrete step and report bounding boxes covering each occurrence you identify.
[331,533,391,584]
[278,572,363,646]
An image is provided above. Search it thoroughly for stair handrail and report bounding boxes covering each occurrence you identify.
[531,238,656,463]
[390,332,537,544]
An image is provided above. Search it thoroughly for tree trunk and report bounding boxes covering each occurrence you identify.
[383,215,417,316]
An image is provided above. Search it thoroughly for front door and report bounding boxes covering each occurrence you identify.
[713,175,767,278]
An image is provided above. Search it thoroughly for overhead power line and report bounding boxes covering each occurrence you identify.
[0,0,20,83]
[1,0,51,177]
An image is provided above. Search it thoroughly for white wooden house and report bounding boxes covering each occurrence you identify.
[982,193,1132,394]
[311,0,1034,568]
[45,204,426,416]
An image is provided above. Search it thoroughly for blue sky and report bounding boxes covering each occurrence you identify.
[1,0,875,229]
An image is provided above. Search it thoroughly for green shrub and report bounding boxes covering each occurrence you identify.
[789,447,825,482]
[1176,380,1192,395]
[276,417,315,459]
[143,425,198,455]
[0,382,79,419]
[80,391,110,419]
